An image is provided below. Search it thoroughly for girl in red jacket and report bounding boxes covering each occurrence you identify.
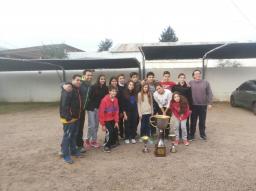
[170,92,191,146]
[99,86,119,152]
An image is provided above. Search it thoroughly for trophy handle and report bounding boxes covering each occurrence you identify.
[149,116,157,128]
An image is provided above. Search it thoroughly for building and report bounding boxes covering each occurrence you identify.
[0,44,84,59]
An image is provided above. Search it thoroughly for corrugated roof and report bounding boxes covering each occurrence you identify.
[111,42,235,53]
[0,57,140,72]
[141,42,256,60]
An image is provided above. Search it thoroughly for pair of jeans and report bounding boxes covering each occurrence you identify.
[190,105,207,138]
[87,109,99,141]
[124,111,138,139]
[173,116,188,140]
[140,114,151,137]
[104,120,117,148]
[76,110,85,147]
[61,120,79,157]
[118,113,124,138]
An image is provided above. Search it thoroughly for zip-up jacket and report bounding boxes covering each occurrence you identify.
[98,95,119,126]
[80,80,91,110]
[60,86,82,124]
[86,84,108,111]
[170,101,191,121]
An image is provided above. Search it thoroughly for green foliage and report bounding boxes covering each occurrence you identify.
[98,38,113,52]
[159,26,178,42]
[41,44,67,59]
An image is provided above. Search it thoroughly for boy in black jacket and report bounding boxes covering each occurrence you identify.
[60,75,82,164]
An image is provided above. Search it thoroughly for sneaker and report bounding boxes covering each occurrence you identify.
[103,147,111,153]
[189,136,195,141]
[77,146,86,153]
[63,156,73,164]
[71,152,84,158]
[174,140,179,146]
[124,139,130,144]
[183,140,190,146]
[131,139,136,144]
[90,141,100,148]
[84,139,91,149]
[200,136,207,141]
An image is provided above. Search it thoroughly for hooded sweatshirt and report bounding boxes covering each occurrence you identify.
[98,95,119,126]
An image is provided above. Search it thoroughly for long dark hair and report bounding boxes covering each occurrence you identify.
[171,92,188,114]
[94,74,107,96]
[123,80,135,100]
[109,76,118,87]
[95,74,106,86]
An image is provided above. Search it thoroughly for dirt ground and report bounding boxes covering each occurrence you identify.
[1,102,256,191]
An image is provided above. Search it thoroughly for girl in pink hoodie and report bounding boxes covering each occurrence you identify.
[170,92,191,146]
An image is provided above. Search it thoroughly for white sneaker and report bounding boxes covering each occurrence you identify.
[131,139,136,144]
[124,139,130,144]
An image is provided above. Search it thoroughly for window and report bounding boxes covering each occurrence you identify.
[239,82,250,91]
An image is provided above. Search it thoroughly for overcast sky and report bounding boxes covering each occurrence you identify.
[1,0,256,51]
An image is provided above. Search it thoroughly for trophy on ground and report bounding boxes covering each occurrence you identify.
[168,131,177,153]
[141,136,150,153]
[150,115,171,157]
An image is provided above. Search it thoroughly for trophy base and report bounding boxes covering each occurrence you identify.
[170,145,177,153]
[154,146,166,157]
[142,148,150,153]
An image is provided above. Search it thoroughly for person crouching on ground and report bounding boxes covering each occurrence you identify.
[99,86,119,153]
[170,92,191,146]
[59,75,82,164]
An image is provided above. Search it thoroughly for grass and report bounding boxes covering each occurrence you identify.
[0,102,59,114]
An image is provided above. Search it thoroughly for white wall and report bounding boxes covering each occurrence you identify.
[0,69,137,102]
[145,67,256,101]
[0,67,256,102]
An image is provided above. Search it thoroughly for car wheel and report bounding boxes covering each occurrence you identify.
[252,102,256,115]
[230,96,236,107]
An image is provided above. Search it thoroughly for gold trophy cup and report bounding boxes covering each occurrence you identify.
[142,136,150,153]
[150,115,171,157]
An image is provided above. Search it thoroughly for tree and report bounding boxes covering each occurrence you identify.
[98,38,113,52]
[41,44,67,59]
[159,26,178,42]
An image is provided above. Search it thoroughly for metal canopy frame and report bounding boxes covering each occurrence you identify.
[0,57,141,82]
[140,42,256,79]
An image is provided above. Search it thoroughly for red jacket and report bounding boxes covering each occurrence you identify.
[170,101,191,121]
[98,95,119,126]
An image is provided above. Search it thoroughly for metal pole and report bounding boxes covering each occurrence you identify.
[202,43,229,79]
[138,46,146,79]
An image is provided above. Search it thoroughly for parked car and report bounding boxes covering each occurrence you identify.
[230,80,256,115]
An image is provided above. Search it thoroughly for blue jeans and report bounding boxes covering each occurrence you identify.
[61,120,79,157]
[140,114,151,137]
[87,109,99,141]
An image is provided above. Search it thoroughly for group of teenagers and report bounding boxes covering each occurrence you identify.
[59,69,213,164]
